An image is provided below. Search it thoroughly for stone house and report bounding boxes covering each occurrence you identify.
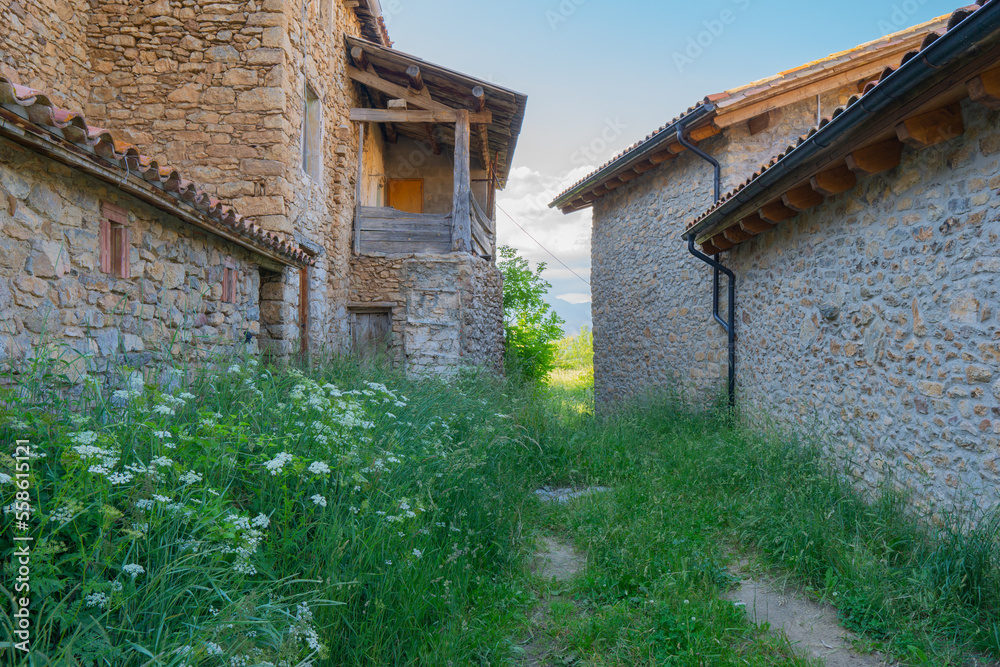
[551,2,1000,515]
[0,75,312,372]
[0,0,525,374]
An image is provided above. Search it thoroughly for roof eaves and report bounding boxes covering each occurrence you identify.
[685,0,1000,244]
[549,103,715,210]
[0,76,314,267]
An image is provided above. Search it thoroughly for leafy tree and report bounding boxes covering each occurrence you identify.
[498,245,565,382]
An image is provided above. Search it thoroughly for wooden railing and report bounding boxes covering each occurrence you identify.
[353,197,494,259]
[355,207,452,255]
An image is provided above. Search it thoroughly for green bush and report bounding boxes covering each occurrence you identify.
[555,327,593,372]
[498,245,565,383]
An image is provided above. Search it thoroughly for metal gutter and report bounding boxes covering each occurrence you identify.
[677,117,736,408]
[686,1,1000,243]
[549,103,716,210]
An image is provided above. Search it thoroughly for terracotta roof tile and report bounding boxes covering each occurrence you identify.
[687,0,995,234]
[0,74,313,267]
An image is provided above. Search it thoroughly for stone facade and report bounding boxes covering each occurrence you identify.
[592,90,856,406]
[0,136,287,375]
[349,254,504,374]
[0,0,509,375]
[728,98,1000,515]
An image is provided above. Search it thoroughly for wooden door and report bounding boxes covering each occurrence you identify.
[351,310,392,357]
[388,179,424,214]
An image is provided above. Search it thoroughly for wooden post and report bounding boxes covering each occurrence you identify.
[452,109,472,253]
[354,122,365,255]
[299,266,310,356]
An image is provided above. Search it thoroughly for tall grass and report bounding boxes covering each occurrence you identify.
[0,346,551,665]
[541,386,1000,665]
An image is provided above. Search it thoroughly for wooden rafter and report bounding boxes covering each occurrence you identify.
[405,65,424,92]
[739,213,776,234]
[758,200,797,224]
[723,225,755,244]
[347,66,454,113]
[781,184,824,212]
[810,163,857,196]
[711,234,735,251]
[846,139,903,176]
[424,124,441,155]
[968,67,1000,109]
[895,103,964,148]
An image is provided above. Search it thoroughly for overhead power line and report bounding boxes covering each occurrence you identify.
[495,202,591,287]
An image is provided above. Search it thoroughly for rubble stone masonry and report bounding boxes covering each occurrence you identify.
[729,98,1000,515]
[0,138,275,374]
[592,91,855,407]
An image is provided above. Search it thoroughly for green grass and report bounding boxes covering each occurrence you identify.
[2,346,998,666]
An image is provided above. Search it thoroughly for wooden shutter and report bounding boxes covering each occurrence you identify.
[118,227,131,279]
[99,218,112,274]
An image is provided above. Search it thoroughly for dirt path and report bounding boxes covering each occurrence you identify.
[517,534,586,666]
[725,561,890,667]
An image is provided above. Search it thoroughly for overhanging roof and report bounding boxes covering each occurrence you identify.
[550,14,952,214]
[346,36,528,189]
[686,0,1000,254]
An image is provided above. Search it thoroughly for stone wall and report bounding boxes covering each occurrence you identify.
[728,97,1000,515]
[0,137,288,375]
[591,90,857,408]
[349,254,504,374]
[0,0,91,109]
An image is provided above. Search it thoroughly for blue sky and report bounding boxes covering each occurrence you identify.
[385,0,960,334]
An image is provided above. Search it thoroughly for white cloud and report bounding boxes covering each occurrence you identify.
[556,293,592,305]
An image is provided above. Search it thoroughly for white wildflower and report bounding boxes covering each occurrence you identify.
[122,563,145,579]
[153,430,171,439]
[310,495,327,507]
[107,472,134,485]
[412,549,423,559]
[0,473,12,485]
[69,431,99,446]
[264,452,294,476]
[85,592,109,609]
[308,461,331,475]
[179,392,195,400]
[251,513,270,529]
[206,642,224,656]
[178,470,202,485]
[153,405,175,416]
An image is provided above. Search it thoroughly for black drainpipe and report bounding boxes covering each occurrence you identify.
[676,120,736,408]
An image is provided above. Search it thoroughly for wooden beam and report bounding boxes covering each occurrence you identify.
[711,234,735,251]
[472,85,486,112]
[617,170,638,183]
[349,46,370,71]
[347,66,455,113]
[477,124,490,171]
[758,200,798,224]
[781,184,824,212]
[649,150,674,165]
[592,185,610,196]
[349,108,492,124]
[701,241,722,255]
[723,225,755,244]
[424,124,441,155]
[895,103,964,149]
[354,122,365,254]
[739,213,776,234]
[846,139,904,176]
[810,163,857,196]
[748,112,770,136]
[968,68,1000,109]
[452,110,472,253]
[405,65,424,92]
[689,124,722,141]
[633,160,657,174]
